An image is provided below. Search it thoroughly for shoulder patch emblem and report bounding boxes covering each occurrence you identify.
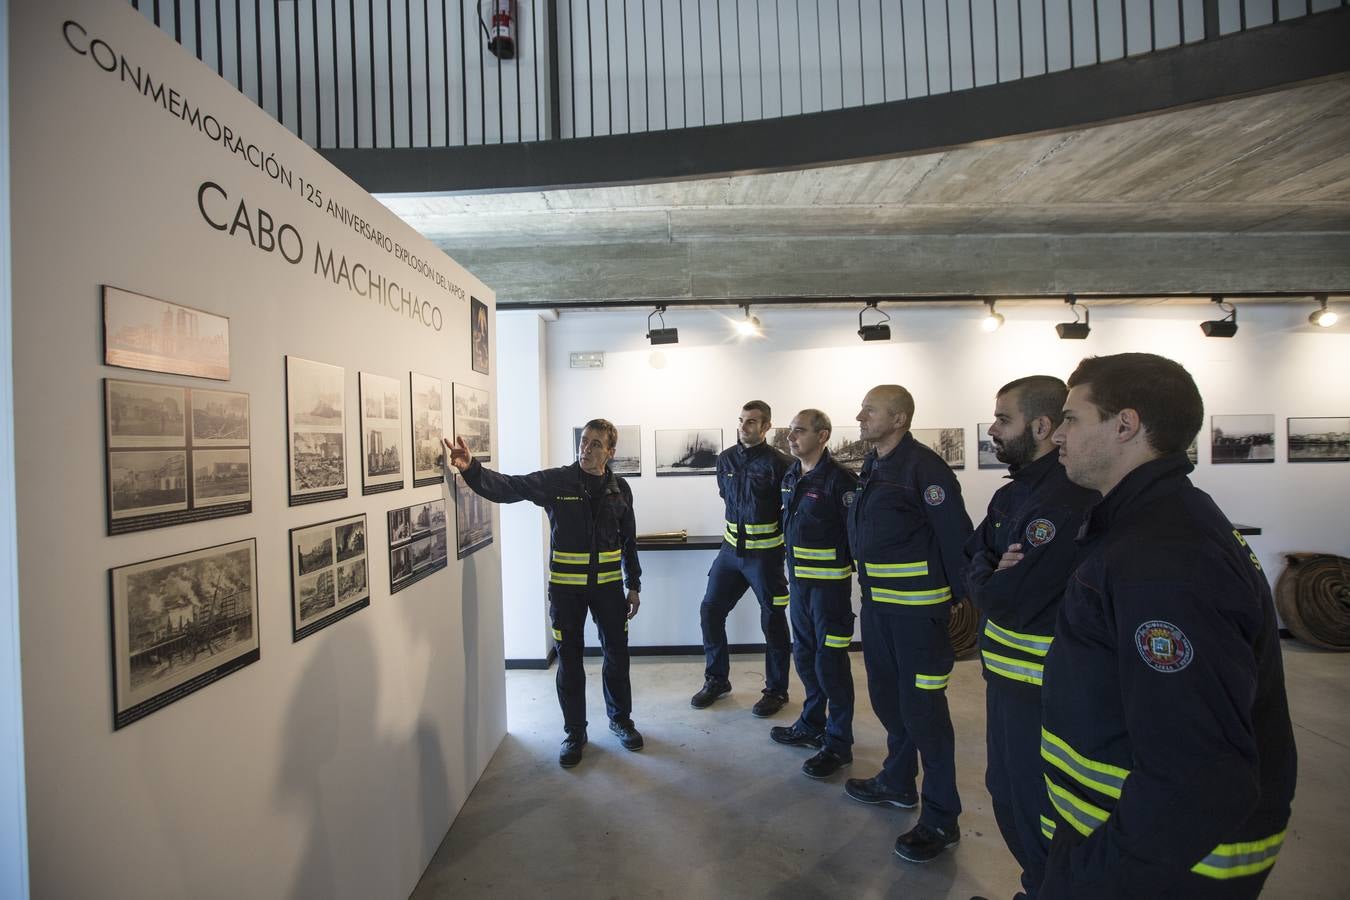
[1134,621,1193,673]
[923,485,946,506]
[1024,518,1056,547]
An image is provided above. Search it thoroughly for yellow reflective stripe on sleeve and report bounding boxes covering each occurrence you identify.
[772,594,789,607]
[984,619,1054,657]
[596,570,623,584]
[726,521,782,535]
[871,586,952,606]
[551,550,590,563]
[914,672,951,690]
[1040,815,1057,842]
[1040,728,1130,800]
[597,549,622,563]
[1191,831,1286,880]
[792,546,837,560]
[981,650,1045,686]
[548,572,588,585]
[824,634,852,649]
[794,564,853,580]
[551,627,563,641]
[1044,775,1109,837]
[864,561,928,578]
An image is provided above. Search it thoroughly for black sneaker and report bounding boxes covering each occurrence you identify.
[559,732,587,768]
[802,748,852,779]
[750,691,788,718]
[843,776,918,808]
[608,718,644,751]
[769,724,824,749]
[690,677,732,709]
[893,823,960,863]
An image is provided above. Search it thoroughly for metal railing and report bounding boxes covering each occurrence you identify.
[129,0,1345,149]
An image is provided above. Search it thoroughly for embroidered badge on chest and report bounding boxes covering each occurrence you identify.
[842,491,856,507]
[1134,620,1194,673]
[923,485,946,506]
[1024,518,1056,546]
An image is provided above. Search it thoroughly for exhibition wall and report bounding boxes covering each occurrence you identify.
[10,2,504,897]
[508,302,1350,653]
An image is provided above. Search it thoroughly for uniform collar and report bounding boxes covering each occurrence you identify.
[570,461,619,494]
[868,430,914,466]
[1080,452,1193,539]
[739,439,770,459]
[1008,448,1061,484]
[790,448,833,481]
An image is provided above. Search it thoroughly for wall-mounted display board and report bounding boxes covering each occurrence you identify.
[914,427,966,469]
[453,382,493,464]
[359,372,405,495]
[1288,417,1349,462]
[768,423,869,473]
[388,499,449,594]
[1212,414,1276,464]
[286,356,348,504]
[655,428,722,476]
[572,424,640,476]
[410,372,445,487]
[289,513,370,641]
[471,296,490,375]
[103,285,230,381]
[976,423,1001,469]
[453,471,495,559]
[104,378,252,534]
[109,538,260,730]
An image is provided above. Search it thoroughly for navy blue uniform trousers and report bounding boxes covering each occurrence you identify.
[860,606,961,830]
[987,677,1051,899]
[700,547,791,694]
[549,583,630,734]
[789,580,855,754]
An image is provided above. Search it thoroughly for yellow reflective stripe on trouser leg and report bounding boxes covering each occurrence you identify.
[792,546,837,560]
[597,549,622,563]
[793,564,852,580]
[824,633,851,649]
[596,569,623,584]
[871,586,952,606]
[981,650,1045,686]
[1044,775,1110,837]
[984,619,1054,657]
[548,571,588,585]
[772,593,789,607]
[864,561,928,577]
[551,627,562,641]
[1191,831,1287,880]
[551,550,590,564]
[914,671,951,690]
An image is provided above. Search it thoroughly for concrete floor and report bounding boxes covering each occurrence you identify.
[411,643,1348,899]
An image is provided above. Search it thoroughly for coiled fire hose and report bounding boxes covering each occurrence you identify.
[948,597,980,658]
[1275,553,1350,651]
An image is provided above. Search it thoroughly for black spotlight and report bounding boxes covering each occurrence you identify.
[858,301,892,342]
[1056,294,1090,340]
[1200,296,1238,338]
[646,305,679,345]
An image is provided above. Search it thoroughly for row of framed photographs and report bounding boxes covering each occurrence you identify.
[110,476,495,731]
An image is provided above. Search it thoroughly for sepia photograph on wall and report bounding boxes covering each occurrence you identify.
[103,285,230,381]
[453,382,493,464]
[286,356,348,504]
[976,423,1001,469]
[387,498,449,593]
[1288,417,1350,462]
[359,371,404,495]
[454,469,494,558]
[471,296,490,376]
[573,424,640,476]
[109,538,260,730]
[1212,414,1276,464]
[655,429,722,476]
[410,372,445,487]
[913,427,966,469]
[105,378,252,534]
[289,513,370,641]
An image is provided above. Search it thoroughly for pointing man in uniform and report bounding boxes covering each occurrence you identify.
[772,409,859,778]
[692,400,794,717]
[444,421,643,769]
[1040,353,1296,898]
[844,385,973,863]
[965,376,1097,898]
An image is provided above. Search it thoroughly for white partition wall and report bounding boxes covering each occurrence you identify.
[9,2,504,897]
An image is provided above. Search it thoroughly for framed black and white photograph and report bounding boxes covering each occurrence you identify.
[286,356,348,505]
[572,424,641,476]
[359,372,404,495]
[454,470,494,559]
[453,383,492,463]
[1186,436,1199,465]
[655,429,722,476]
[388,498,449,593]
[103,285,230,381]
[109,538,259,730]
[471,296,490,376]
[977,423,1001,469]
[104,378,251,534]
[1211,414,1276,464]
[410,372,444,487]
[289,513,370,641]
[827,426,870,473]
[1288,417,1350,462]
[913,427,966,469]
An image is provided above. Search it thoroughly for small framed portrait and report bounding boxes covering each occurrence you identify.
[470,296,490,376]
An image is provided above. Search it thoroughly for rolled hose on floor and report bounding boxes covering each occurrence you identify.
[948,597,980,658]
[1275,553,1350,651]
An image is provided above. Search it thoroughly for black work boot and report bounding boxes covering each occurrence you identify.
[769,723,824,749]
[843,776,918,808]
[690,677,731,709]
[750,690,788,718]
[559,731,587,768]
[608,718,644,751]
[893,823,961,863]
[802,747,853,779]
